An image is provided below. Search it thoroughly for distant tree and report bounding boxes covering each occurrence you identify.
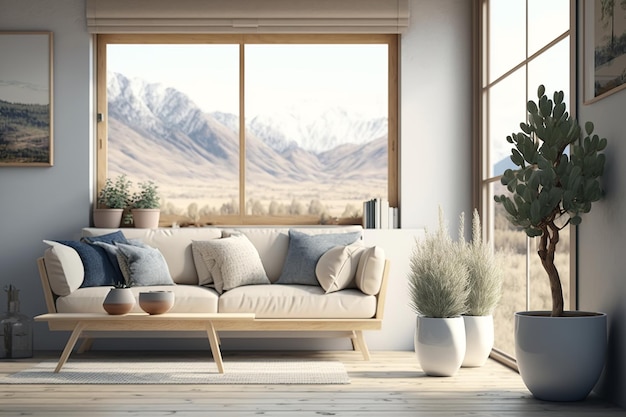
[187,202,199,221]
[308,199,327,216]
[288,198,305,215]
[269,200,285,216]
[341,203,360,218]
[249,199,267,215]
[220,198,238,215]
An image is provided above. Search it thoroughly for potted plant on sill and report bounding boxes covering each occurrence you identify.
[459,209,503,368]
[130,181,161,229]
[94,174,132,228]
[408,208,469,377]
[494,85,608,401]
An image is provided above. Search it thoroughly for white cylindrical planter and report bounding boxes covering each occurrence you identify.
[462,315,494,367]
[414,316,466,377]
[515,311,607,401]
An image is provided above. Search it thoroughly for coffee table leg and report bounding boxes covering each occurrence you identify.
[54,321,87,373]
[205,322,224,373]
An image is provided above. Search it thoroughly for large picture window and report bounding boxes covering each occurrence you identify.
[478,0,573,362]
[96,34,398,226]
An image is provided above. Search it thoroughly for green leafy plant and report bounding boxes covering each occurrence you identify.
[494,85,607,317]
[97,174,132,209]
[459,209,503,316]
[408,208,469,318]
[131,181,160,209]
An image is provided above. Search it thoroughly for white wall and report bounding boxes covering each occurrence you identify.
[400,0,473,231]
[0,0,473,352]
[577,2,626,407]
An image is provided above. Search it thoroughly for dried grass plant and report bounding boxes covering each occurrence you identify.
[459,209,503,316]
[408,208,469,318]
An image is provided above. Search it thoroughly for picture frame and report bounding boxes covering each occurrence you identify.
[0,31,53,166]
[584,0,626,104]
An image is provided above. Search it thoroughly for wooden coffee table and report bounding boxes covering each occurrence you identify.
[35,313,255,373]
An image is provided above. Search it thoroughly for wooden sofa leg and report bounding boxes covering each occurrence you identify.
[351,330,371,361]
[77,337,94,354]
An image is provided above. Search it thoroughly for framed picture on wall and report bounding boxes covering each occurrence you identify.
[0,32,53,166]
[584,0,626,104]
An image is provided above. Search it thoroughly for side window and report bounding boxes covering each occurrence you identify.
[97,35,398,226]
[479,0,571,360]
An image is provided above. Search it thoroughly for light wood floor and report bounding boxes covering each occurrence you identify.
[0,350,624,416]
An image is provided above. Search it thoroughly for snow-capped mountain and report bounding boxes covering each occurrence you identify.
[106,72,388,206]
[246,106,388,153]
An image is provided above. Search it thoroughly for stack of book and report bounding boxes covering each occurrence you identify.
[362,198,398,229]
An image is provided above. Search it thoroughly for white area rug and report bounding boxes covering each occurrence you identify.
[0,358,350,385]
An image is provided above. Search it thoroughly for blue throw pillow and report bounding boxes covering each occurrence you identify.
[82,230,128,245]
[116,243,174,287]
[82,231,129,285]
[275,230,362,286]
[55,240,119,287]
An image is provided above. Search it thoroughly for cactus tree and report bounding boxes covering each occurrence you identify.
[494,85,607,317]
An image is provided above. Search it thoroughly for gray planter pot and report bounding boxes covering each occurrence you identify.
[102,288,135,315]
[515,311,607,401]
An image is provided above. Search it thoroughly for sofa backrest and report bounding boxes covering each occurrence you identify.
[82,226,363,285]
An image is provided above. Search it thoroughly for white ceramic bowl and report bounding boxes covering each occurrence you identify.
[138,291,175,315]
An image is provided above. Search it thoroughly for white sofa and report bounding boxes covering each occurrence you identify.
[37,225,390,359]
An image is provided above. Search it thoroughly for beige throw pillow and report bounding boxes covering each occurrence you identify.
[355,246,386,295]
[193,235,270,294]
[315,243,365,294]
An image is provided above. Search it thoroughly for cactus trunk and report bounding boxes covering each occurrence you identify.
[537,222,564,317]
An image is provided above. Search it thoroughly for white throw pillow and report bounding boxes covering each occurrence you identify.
[315,243,365,294]
[354,246,386,295]
[193,235,270,294]
[43,240,84,296]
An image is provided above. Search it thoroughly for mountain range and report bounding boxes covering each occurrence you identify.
[106,73,388,191]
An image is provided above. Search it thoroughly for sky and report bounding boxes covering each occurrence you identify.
[107,43,388,118]
[487,0,570,173]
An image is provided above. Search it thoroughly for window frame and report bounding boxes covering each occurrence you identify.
[474,0,576,368]
[95,33,398,226]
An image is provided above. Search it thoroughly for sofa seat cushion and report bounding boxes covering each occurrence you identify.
[218,284,376,318]
[56,285,219,314]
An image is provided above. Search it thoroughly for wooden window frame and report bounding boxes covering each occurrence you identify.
[96,34,398,226]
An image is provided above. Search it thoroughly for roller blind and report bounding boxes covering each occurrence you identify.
[86,0,410,34]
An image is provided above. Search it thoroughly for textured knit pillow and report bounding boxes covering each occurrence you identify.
[116,243,174,287]
[354,246,386,295]
[276,230,362,286]
[315,243,366,294]
[52,240,119,287]
[194,235,270,294]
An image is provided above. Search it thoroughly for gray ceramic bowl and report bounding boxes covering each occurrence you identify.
[138,291,175,315]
